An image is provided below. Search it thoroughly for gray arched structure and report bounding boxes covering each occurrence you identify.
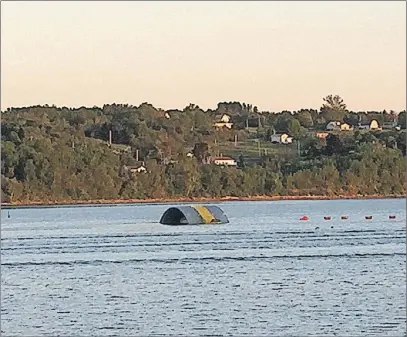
[159,205,229,225]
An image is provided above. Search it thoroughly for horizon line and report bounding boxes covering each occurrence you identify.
[2,102,405,114]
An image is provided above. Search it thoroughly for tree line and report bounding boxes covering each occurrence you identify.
[1,96,406,203]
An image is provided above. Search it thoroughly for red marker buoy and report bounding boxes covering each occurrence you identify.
[300,216,309,221]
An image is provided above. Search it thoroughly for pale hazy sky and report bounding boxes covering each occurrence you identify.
[1,1,406,112]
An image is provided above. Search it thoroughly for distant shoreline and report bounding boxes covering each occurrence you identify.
[1,194,405,209]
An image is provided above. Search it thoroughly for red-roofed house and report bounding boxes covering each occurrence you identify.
[210,156,237,167]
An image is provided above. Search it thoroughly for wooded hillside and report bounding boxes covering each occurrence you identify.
[1,96,406,203]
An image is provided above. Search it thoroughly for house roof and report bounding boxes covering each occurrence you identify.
[126,165,146,169]
[360,119,379,125]
[212,156,234,161]
[214,113,231,121]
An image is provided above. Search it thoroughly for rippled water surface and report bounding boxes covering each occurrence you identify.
[1,199,406,336]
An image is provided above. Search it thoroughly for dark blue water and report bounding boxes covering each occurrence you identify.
[1,199,406,336]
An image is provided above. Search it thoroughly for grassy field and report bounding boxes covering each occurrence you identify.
[214,128,395,160]
[86,137,131,152]
[214,139,297,160]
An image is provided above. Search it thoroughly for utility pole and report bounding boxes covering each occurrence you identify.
[215,138,219,157]
[258,140,261,156]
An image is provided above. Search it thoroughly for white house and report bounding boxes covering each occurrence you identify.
[316,132,329,140]
[164,112,171,119]
[216,114,229,123]
[326,121,341,131]
[382,121,398,130]
[125,165,147,174]
[359,119,381,130]
[340,123,352,130]
[270,133,293,144]
[214,114,233,129]
[326,121,352,131]
[211,156,237,166]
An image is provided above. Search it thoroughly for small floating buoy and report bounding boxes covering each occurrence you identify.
[341,216,348,220]
[7,211,10,219]
[389,215,396,219]
[365,216,372,220]
[324,216,331,220]
[330,225,333,229]
[300,216,309,221]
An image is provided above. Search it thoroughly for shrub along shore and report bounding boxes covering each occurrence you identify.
[1,194,405,209]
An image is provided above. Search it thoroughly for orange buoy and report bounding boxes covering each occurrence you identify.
[341,216,348,220]
[389,215,396,219]
[324,216,331,220]
[365,216,372,220]
[300,216,309,221]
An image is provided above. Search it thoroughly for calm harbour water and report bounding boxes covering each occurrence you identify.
[1,199,406,336]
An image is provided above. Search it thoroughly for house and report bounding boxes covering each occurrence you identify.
[210,156,237,167]
[326,121,352,131]
[124,164,147,174]
[162,158,178,166]
[270,133,293,144]
[111,145,131,155]
[219,114,231,123]
[359,119,381,130]
[326,121,341,131]
[186,152,194,158]
[382,121,398,130]
[164,112,171,119]
[213,114,233,129]
[340,123,352,131]
[316,132,329,140]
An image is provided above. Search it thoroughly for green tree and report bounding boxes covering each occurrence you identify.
[192,142,210,163]
[296,110,314,128]
[398,111,406,129]
[287,119,302,138]
[321,94,347,122]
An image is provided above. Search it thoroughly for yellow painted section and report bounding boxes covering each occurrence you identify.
[192,205,216,224]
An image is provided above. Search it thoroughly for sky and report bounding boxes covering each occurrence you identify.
[1,1,406,112]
